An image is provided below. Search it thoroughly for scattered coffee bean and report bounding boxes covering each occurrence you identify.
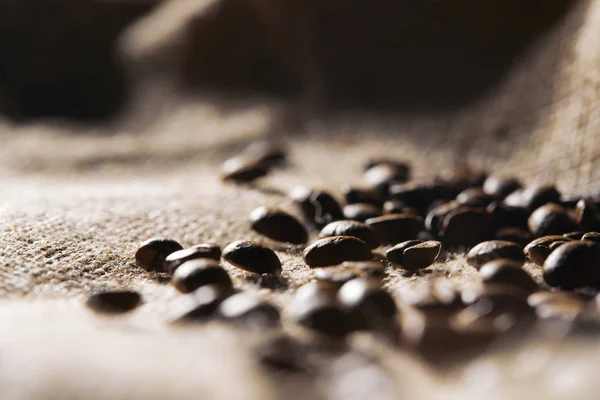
[402,241,443,271]
[436,166,487,192]
[342,261,385,278]
[399,280,460,315]
[172,259,232,294]
[466,240,525,269]
[341,185,382,206]
[364,159,410,178]
[549,241,566,251]
[582,232,600,242]
[487,202,529,230]
[338,278,397,329]
[164,246,222,274]
[218,291,280,326]
[382,200,406,215]
[543,241,600,290]
[483,176,522,199]
[461,285,533,318]
[86,290,141,314]
[504,185,561,211]
[168,284,229,323]
[303,236,372,267]
[222,240,282,275]
[191,243,222,258]
[319,220,380,249]
[425,201,462,235]
[386,240,422,265]
[365,213,423,244]
[290,186,344,228]
[250,206,308,244]
[494,227,532,246]
[343,203,382,222]
[135,237,183,272]
[243,141,287,166]
[389,181,445,213]
[456,187,494,207]
[563,231,585,240]
[524,235,573,266]
[479,259,538,292]
[575,200,600,232]
[439,207,493,247]
[314,266,360,289]
[364,164,409,194]
[221,156,268,183]
[528,204,579,237]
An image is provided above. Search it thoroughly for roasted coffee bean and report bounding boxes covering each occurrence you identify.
[243,141,286,166]
[289,186,344,228]
[543,241,600,290]
[483,176,522,199]
[425,201,462,235]
[288,283,352,336]
[338,279,397,329]
[221,156,268,183]
[219,291,280,326]
[364,159,410,178]
[549,241,566,251]
[524,235,573,266]
[479,259,538,292]
[172,259,232,294]
[364,164,409,194]
[365,213,423,244]
[386,240,422,265]
[575,200,600,232]
[341,185,382,206]
[250,206,308,244]
[487,202,529,230]
[528,204,579,237]
[460,285,533,318]
[400,280,460,315]
[222,240,282,275]
[456,187,495,207]
[343,203,382,222]
[168,284,229,323]
[303,236,372,267]
[387,240,441,270]
[563,231,585,240]
[437,165,487,190]
[256,335,308,372]
[582,232,600,242]
[314,266,360,289]
[319,220,380,249]
[383,200,406,215]
[86,290,141,314]
[527,290,584,308]
[389,181,446,212]
[495,227,532,247]
[342,261,385,278]
[164,245,222,274]
[135,237,183,272]
[439,207,493,247]
[504,185,561,211]
[466,240,525,269]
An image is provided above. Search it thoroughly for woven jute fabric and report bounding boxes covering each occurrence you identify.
[1,1,600,399]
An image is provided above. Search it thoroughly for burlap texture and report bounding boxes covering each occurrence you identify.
[1,0,600,398]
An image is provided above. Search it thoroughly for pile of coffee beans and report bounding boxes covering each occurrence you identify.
[86,142,600,367]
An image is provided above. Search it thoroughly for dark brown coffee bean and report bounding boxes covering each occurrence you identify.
[256,334,309,372]
[289,186,344,228]
[303,236,372,267]
[386,240,422,265]
[437,165,487,189]
[164,245,222,274]
[250,206,308,244]
[222,240,282,275]
[343,203,382,222]
[479,259,538,292]
[135,237,183,272]
[563,231,585,240]
[494,227,532,247]
[528,204,579,237]
[400,280,461,315]
[487,202,529,230]
[543,241,600,290]
[86,290,141,314]
[218,291,280,326]
[524,235,573,266]
[504,185,561,211]
[389,181,446,212]
[243,141,286,166]
[221,156,268,183]
[382,200,406,215]
[483,176,522,199]
[342,261,385,278]
[461,283,530,305]
[319,220,379,249]
[168,284,229,323]
[172,259,233,294]
[456,187,495,207]
[364,159,410,178]
[314,266,360,289]
[439,207,493,247]
[527,290,584,308]
[341,185,382,206]
[460,285,533,318]
[466,240,525,269]
[402,241,443,271]
[364,164,409,193]
[575,200,600,232]
[582,232,600,242]
[549,241,566,251]
[365,213,423,244]
[425,200,462,235]
[338,279,397,329]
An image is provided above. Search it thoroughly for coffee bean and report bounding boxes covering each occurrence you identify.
[402,241,443,271]
[341,185,382,206]
[504,185,561,211]
[314,266,361,289]
[86,290,141,314]
[250,206,308,244]
[243,141,287,166]
[364,159,410,179]
[218,291,280,326]
[437,165,487,190]
[338,278,397,329]
[164,245,222,274]
[135,237,183,272]
[494,227,532,247]
[364,164,409,193]
[536,299,587,321]
[389,181,445,213]
[342,261,385,278]
[172,259,233,294]
[528,204,579,237]
[382,200,406,215]
[343,203,382,222]
[289,186,344,228]
[479,259,538,292]
[256,334,309,372]
[319,220,379,249]
[582,232,600,242]
[386,240,422,265]
[399,280,460,315]
[168,284,229,323]
[563,231,585,240]
[549,241,566,251]
[527,290,584,308]
[460,285,533,318]
[483,176,522,199]
[524,235,573,266]
[303,236,372,267]
[365,213,423,244]
[543,241,600,290]
[575,200,600,232]
[222,240,282,275]
[221,156,268,183]
[456,187,494,207]
[466,240,525,269]
[439,207,493,247]
[425,200,462,235]
[487,202,529,230]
